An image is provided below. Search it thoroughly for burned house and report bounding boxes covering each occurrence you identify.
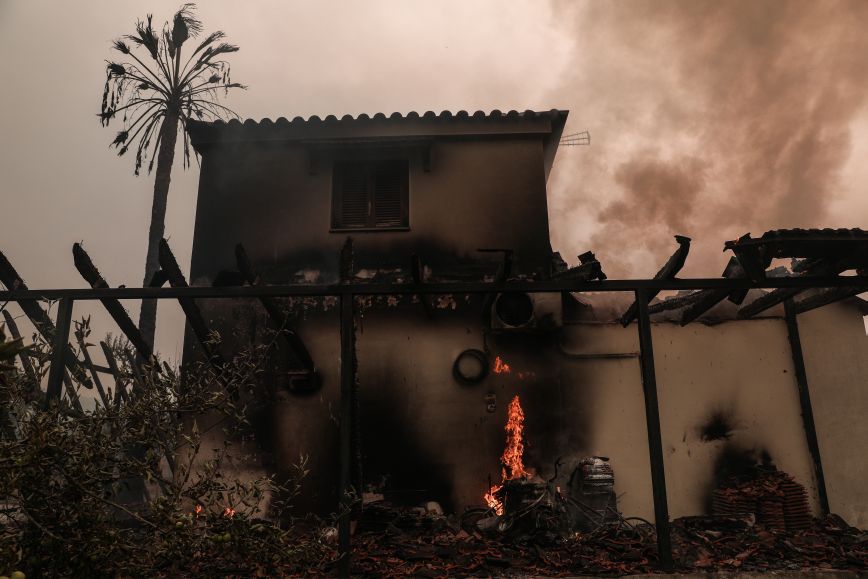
[184,110,868,531]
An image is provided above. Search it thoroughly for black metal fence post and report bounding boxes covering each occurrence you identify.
[635,289,674,571]
[43,297,74,410]
[784,299,831,515]
[338,291,355,578]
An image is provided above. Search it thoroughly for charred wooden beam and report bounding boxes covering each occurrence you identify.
[553,250,607,283]
[148,269,169,288]
[635,288,674,571]
[792,274,868,314]
[44,298,73,410]
[738,259,847,319]
[0,250,90,387]
[2,310,38,389]
[122,348,148,395]
[478,248,514,325]
[158,239,224,368]
[724,258,750,305]
[621,236,691,327]
[647,290,705,314]
[338,292,355,578]
[726,228,868,282]
[477,248,514,281]
[738,287,803,318]
[74,327,110,408]
[340,237,354,284]
[0,250,54,336]
[784,300,830,514]
[679,258,747,325]
[100,341,128,410]
[72,243,152,360]
[159,240,238,399]
[411,254,433,318]
[677,289,727,324]
[725,233,766,282]
[235,244,316,373]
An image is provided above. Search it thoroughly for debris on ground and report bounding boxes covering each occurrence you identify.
[296,499,867,577]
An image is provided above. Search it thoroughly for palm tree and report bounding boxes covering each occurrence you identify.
[99,3,244,350]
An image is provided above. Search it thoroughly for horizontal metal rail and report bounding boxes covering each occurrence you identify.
[1,275,866,301]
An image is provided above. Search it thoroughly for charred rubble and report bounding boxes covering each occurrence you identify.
[297,456,867,576]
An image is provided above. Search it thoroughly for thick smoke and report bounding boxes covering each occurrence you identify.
[546,0,868,276]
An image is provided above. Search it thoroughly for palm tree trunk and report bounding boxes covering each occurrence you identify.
[138,113,179,351]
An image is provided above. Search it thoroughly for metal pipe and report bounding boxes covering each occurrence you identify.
[635,289,673,571]
[338,293,355,578]
[3,275,868,301]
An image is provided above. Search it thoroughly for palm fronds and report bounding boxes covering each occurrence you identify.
[172,3,202,49]
[98,3,244,174]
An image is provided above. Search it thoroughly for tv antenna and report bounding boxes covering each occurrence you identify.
[559,131,590,146]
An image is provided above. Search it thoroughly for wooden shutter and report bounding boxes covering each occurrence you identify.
[373,161,407,227]
[336,162,369,228]
[332,159,408,229]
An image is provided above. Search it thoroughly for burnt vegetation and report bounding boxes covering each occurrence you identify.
[0,314,337,577]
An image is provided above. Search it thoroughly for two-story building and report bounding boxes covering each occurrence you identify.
[186,110,868,527]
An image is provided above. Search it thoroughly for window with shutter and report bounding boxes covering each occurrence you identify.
[331,160,409,230]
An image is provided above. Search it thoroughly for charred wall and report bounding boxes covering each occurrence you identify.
[353,304,576,511]
[188,136,553,287]
[185,294,868,525]
[559,316,833,521]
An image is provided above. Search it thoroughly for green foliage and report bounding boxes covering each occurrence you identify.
[0,322,331,577]
[99,3,245,175]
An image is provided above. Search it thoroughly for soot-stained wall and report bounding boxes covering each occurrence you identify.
[183,115,868,525]
[185,117,563,513]
[798,302,868,527]
[185,286,868,521]
[557,308,868,524]
[189,137,553,285]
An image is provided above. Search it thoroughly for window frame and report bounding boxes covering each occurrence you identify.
[330,159,410,232]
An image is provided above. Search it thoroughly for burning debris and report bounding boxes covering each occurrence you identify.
[479,395,619,537]
[491,356,511,375]
[484,395,532,516]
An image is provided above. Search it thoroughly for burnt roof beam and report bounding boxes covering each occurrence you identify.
[158,239,226,373]
[680,257,748,325]
[0,250,90,388]
[235,243,316,372]
[738,259,850,319]
[620,236,691,327]
[792,270,868,314]
[72,243,153,360]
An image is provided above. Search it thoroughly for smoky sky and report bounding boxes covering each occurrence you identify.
[0,0,867,358]
[546,0,868,276]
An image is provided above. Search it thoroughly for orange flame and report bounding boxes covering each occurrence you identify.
[484,395,530,515]
[493,356,511,374]
[223,507,236,518]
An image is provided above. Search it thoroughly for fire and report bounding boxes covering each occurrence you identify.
[484,395,531,515]
[493,356,511,374]
[223,507,236,518]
